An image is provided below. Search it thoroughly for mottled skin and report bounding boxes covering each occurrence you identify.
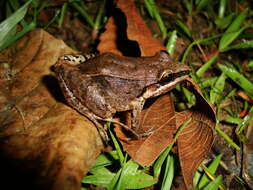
[53,51,190,141]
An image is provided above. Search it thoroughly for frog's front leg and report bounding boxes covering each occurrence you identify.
[131,97,145,132]
[131,97,157,138]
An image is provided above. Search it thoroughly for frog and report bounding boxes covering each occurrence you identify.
[53,51,190,141]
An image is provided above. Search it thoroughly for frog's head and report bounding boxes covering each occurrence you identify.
[152,51,190,81]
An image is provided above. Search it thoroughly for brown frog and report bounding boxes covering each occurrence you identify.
[53,51,190,141]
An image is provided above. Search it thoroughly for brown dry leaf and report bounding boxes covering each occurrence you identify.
[0,29,103,190]
[115,94,176,166]
[98,0,165,56]
[175,78,215,189]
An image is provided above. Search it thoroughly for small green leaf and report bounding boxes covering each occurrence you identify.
[89,151,119,171]
[108,123,125,166]
[219,9,248,50]
[182,86,196,107]
[225,9,248,33]
[236,106,253,136]
[196,54,218,77]
[210,72,226,104]
[219,26,247,51]
[144,0,154,18]
[215,125,240,150]
[126,172,157,189]
[182,0,193,14]
[115,160,139,190]
[199,77,218,89]
[218,0,226,18]
[223,116,242,125]
[193,168,203,187]
[198,154,223,189]
[82,169,115,188]
[181,34,221,63]
[217,64,253,98]
[161,155,174,190]
[196,0,210,11]
[215,13,235,29]
[107,168,122,190]
[176,20,192,39]
[145,0,167,39]
[222,39,253,51]
[70,1,94,27]
[153,145,173,178]
[0,0,32,46]
[166,30,177,56]
[204,175,223,190]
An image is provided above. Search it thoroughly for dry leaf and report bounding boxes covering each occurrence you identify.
[0,29,103,190]
[98,0,165,56]
[115,94,176,166]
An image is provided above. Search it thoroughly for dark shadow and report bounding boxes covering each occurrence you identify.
[101,0,141,57]
[41,75,66,104]
[0,153,49,190]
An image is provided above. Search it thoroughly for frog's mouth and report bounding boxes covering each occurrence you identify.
[142,70,190,100]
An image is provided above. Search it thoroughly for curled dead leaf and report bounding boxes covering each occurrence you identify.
[0,29,103,190]
[115,94,176,166]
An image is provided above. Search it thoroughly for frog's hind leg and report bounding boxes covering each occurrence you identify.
[74,103,109,142]
[101,118,141,139]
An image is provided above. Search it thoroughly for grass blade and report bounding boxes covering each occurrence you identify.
[82,168,115,188]
[199,77,218,89]
[145,0,167,39]
[219,26,247,51]
[218,0,226,18]
[236,106,253,142]
[176,20,192,39]
[198,154,223,189]
[196,0,211,11]
[204,175,223,190]
[215,13,235,29]
[217,64,253,98]
[219,9,248,50]
[166,30,177,56]
[144,0,154,18]
[222,39,253,51]
[161,154,174,190]
[215,125,240,150]
[0,21,36,51]
[224,8,248,33]
[210,72,226,104]
[0,0,32,45]
[108,123,125,166]
[181,34,221,63]
[71,1,94,28]
[196,54,218,77]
